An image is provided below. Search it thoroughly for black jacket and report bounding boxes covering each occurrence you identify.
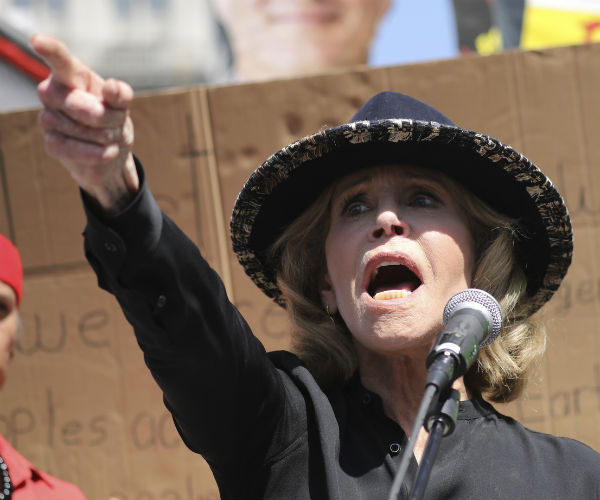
[82,164,600,500]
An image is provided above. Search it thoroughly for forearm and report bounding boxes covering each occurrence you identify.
[32,33,288,469]
[82,161,284,463]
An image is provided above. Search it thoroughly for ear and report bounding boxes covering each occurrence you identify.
[320,272,338,315]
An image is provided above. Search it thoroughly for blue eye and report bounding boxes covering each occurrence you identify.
[341,195,369,217]
[410,190,441,208]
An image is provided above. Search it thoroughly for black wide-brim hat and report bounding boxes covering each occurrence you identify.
[231,91,573,313]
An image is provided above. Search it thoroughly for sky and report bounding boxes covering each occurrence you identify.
[369,0,459,66]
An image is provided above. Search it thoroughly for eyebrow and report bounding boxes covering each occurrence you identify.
[0,290,16,306]
[336,173,372,193]
[335,168,444,194]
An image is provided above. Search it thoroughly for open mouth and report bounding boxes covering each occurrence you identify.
[367,262,422,301]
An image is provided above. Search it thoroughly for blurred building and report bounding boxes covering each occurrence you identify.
[5,0,593,114]
[0,0,232,112]
[0,17,46,111]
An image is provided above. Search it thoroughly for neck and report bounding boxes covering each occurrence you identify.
[356,345,469,462]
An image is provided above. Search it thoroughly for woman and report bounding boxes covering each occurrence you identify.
[32,34,600,499]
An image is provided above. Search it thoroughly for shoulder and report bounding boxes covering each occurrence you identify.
[517,425,600,496]
[0,434,86,499]
[522,425,600,466]
[453,401,600,497]
[268,350,337,415]
[268,350,316,405]
[31,470,87,500]
[488,403,600,474]
[268,350,307,373]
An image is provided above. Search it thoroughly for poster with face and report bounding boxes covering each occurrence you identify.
[212,0,392,80]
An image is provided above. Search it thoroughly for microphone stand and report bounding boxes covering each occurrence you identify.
[408,388,460,500]
[388,288,503,500]
[387,353,457,500]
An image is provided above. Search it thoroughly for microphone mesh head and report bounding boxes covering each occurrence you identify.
[443,288,503,347]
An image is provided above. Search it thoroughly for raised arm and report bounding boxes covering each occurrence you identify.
[31,33,138,215]
[31,35,299,480]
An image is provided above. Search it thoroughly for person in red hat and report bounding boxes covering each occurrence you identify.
[0,234,22,394]
[31,33,600,500]
[0,234,87,500]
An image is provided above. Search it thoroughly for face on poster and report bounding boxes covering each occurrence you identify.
[212,0,391,79]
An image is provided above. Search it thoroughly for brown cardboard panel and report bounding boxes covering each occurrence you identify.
[0,108,88,270]
[0,270,218,499]
[130,88,226,277]
[497,222,600,441]
[0,42,599,500]
[510,45,600,232]
[383,51,524,147]
[511,46,587,168]
[0,191,10,240]
[554,44,600,231]
[0,89,224,498]
[501,44,600,446]
[573,44,600,220]
[0,135,12,239]
[538,224,599,450]
[0,87,226,277]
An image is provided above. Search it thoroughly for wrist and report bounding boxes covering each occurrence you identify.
[82,153,139,216]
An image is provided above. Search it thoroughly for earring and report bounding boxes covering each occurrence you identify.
[325,305,336,327]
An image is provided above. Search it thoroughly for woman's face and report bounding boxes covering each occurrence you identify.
[213,0,390,79]
[320,165,476,356]
[0,281,18,390]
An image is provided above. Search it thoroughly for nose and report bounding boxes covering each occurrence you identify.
[370,209,408,241]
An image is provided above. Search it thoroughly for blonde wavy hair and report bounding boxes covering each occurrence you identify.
[268,166,546,403]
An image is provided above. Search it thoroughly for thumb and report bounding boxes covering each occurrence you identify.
[102,78,134,111]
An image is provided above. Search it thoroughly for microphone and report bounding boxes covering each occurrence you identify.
[386,289,503,500]
[425,288,503,392]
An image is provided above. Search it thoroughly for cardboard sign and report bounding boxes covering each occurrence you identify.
[0,42,599,498]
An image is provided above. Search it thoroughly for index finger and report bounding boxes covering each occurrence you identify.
[30,33,102,93]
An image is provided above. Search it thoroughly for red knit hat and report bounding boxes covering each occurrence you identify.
[0,234,23,307]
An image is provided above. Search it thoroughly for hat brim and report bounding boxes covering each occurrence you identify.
[231,119,572,313]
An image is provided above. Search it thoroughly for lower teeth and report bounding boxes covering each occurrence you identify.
[373,290,411,300]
